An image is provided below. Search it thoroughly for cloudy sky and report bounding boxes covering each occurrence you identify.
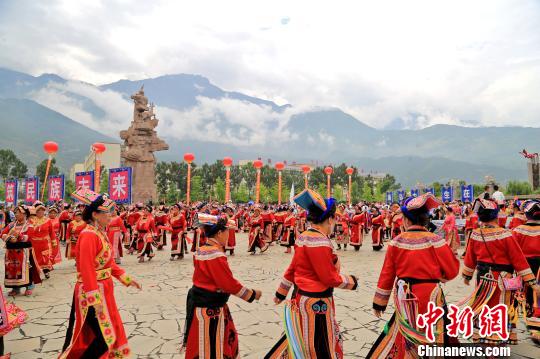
[1,0,539,130]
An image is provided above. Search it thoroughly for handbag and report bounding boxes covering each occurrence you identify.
[479,228,522,291]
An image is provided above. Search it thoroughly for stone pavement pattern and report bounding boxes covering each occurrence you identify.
[3,233,539,358]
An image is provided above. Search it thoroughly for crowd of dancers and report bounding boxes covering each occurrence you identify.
[0,184,539,358]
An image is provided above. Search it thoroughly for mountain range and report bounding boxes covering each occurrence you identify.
[1,67,536,186]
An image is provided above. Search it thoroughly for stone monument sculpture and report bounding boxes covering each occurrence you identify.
[120,86,169,203]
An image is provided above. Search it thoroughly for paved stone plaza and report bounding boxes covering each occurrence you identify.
[3,233,539,358]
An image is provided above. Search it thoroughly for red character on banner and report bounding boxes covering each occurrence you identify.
[109,168,131,203]
[25,178,38,204]
[75,172,94,190]
[416,301,445,342]
[48,176,64,202]
[446,304,474,339]
[478,304,509,340]
[5,181,17,205]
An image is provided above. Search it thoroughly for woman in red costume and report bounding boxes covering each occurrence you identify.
[163,203,187,260]
[30,201,56,278]
[224,206,237,255]
[335,204,349,250]
[509,201,527,230]
[349,206,364,251]
[370,207,385,251]
[182,213,262,358]
[48,206,62,265]
[1,205,42,296]
[462,204,478,258]
[368,193,460,358]
[106,209,127,264]
[247,207,268,254]
[441,206,460,255]
[462,198,539,345]
[512,200,540,343]
[134,205,157,263]
[65,210,86,261]
[60,188,141,359]
[267,189,358,359]
[279,207,297,253]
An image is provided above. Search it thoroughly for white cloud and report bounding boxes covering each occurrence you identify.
[1,0,539,129]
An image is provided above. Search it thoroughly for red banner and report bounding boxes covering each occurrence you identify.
[24,177,39,204]
[4,180,18,206]
[75,171,95,191]
[47,175,65,202]
[109,167,132,204]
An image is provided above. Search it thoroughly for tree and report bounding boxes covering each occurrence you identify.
[506,181,532,195]
[100,169,109,194]
[214,177,225,202]
[190,175,204,202]
[233,180,249,203]
[36,158,60,183]
[0,149,28,179]
[65,180,76,202]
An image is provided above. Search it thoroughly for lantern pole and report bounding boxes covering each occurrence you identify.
[41,154,53,201]
[255,168,261,204]
[278,170,282,205]
[225,166,231,202]
[184,153,195,206]
[348,175,352,205]
[304,173,308,189]
[186,162,192,206]
[41,141,58,202]
[327,173,331,198]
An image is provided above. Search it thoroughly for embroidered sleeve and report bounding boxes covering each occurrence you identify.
[118,273,133,286]
[234,287,257,302]
[275,278,293,300]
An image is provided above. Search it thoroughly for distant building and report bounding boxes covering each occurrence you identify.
[69,142,122,181]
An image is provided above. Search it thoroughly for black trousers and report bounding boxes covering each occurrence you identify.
[62,300,108,358]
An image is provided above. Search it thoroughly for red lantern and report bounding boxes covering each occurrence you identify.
[43,141,59,155]
[346,167,354,175]
[275,162,285,171]
[301,165,311,174]
[223,157,233,167]
[91,142,106,154]
[253,160,264,169]
[184,153,195,164]
[324,166,333,175]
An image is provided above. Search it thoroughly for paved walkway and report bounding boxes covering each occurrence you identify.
[3,233,538,358]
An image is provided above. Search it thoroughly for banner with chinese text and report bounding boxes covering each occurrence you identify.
[47,175,65,203]
[24,176,39,204]
[461,184,474,203]
[441,186,453,203]
[75,171,95,191]
[109,167,132,204]
[4,180,18,206]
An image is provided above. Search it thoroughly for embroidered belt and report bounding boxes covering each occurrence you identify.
[77,268,112,282]
[108,226,121,230]
[476,261,513,273]
[172,226,183,230]
[297,287,334,298]
[397,277,440,285]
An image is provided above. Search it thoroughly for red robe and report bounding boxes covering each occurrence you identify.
[59,210,72,241]
[512,221,540,341]
[185,242,258,358]
[442,213,460,252]
[349,213,365,247]
[273,229,357,358]
[2,220,42,288]
[226,215,237,250]
[463,226,536,344]
[509,213,527,230]
[165,213,186,255]
[50,217,62,264]
[370,227,460,358]
[134,216,157,252]
[371,214,385,250]
[60,225,133,359]
[279,214,296,247]
[30,217,56,271]
[106,216,127,260]
[248,215,267,252]
[66,220,87,260]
